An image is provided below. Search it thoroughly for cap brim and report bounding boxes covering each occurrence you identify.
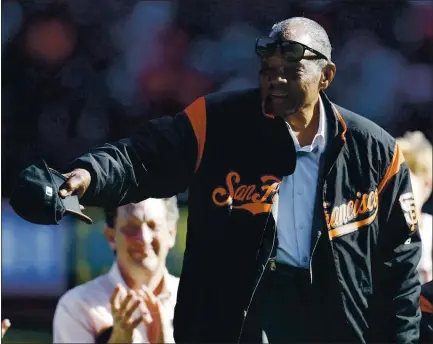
[65,209,93,225]
[62,195,93,225]
[48,168,93,225]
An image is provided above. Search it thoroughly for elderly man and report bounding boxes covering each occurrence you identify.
[53,197,179,343]
[38,17,421,343]
[397,131,432,284]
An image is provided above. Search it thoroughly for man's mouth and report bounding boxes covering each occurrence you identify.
[270,92,289,98]
[129,246,153,257]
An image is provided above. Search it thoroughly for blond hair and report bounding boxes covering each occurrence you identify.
[396,131,432,182]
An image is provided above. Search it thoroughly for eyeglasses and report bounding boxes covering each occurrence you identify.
[255,37,328,62]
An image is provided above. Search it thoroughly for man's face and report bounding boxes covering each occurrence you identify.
[410,171,432,213]
[111,199,176,277]
[259,28,327,118]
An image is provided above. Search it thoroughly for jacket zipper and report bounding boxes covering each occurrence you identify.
[309,230,322,284]
[310,181,327,284]
[237,219,277,343]
[320,157,351,328]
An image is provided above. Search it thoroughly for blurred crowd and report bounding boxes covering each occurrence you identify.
[2,0,433,209]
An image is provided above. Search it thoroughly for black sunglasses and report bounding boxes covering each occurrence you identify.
[255,37,328,62]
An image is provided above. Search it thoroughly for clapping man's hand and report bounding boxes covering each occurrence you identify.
[138,289,166,344]
[108,285,143,344]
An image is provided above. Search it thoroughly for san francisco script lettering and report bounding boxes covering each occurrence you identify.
[325,189,379,234]
[212,171,280,215]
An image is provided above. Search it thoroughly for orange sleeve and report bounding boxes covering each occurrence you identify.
[184,97,207,172]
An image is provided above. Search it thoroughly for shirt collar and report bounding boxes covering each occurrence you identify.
[286,95,327,153]
[315,94,327,151]
[108,262,172,300]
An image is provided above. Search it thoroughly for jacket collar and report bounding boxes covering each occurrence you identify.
[286,94,327,153]
[319,90,347,145]
[259,88,347,146]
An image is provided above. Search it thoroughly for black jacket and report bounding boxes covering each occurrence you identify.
[420,280,433,343]
[70,88,422,343]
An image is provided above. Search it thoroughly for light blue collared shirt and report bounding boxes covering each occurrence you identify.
[273,96,327,269]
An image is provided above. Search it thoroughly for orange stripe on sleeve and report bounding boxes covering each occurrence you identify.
[377,142,405,195]
[184,97,207,172]
[420,295,433,313]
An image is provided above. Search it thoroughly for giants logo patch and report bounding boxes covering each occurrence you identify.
[399,192,418,232]
[212,171,280,215]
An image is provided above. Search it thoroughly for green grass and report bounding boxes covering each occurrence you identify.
[2,328,52,343]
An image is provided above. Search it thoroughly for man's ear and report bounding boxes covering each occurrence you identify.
[320,62,336,91]
[104,227,116,251]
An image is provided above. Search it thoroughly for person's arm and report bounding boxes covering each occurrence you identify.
[374,143,422,343]
[1,319,11,338]
[53,296,95,343]
[62,97,206,207]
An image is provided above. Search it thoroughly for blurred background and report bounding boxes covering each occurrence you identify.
[1,0,432,341]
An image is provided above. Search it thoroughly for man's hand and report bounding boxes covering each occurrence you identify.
[59,169,91,198]
[108,285,143,344]
[2,319,11,338]
[138,288,170,344]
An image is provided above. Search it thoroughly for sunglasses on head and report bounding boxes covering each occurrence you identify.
[255,36,328,62]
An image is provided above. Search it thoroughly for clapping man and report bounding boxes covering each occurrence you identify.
[53,197,179,343]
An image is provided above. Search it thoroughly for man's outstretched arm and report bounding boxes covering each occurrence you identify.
[60,97,206,208]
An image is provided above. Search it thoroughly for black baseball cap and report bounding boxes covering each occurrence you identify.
[10,160,93,225]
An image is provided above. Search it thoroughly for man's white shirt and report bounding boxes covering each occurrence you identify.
[53,263,179,343]
[273,96,327,268]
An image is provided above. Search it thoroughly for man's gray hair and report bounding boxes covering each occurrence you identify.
[271,17,332,67]
[163,196,180,229]
[105,196,180,230]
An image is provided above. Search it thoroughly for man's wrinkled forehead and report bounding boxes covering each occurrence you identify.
[116,199,166,227]
[270,24,315,51]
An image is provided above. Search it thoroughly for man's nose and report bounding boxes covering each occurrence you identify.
[268,67,288,85]
[141,226,154,244]
[270,73,288,85]
[130,226,153,243]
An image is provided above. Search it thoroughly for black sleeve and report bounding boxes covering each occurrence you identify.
[420,304,433,343]
[95,327,112,344]
[68,97,207,208]
[375,146,422,343]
